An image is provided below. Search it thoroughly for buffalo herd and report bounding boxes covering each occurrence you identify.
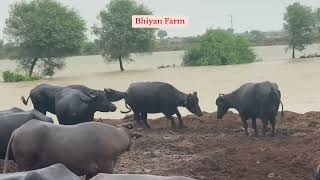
[1,80,311,179]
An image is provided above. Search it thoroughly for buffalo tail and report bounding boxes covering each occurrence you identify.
[21,95,30,105]
[280,100,284,120]
[3,131,15,173]
[120,103,132,113]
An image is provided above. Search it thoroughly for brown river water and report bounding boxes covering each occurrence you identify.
[0,44,320,121]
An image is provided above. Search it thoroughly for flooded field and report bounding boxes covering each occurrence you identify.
[0,44,320,120]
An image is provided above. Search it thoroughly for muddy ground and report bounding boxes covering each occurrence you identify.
[2,111,320,180]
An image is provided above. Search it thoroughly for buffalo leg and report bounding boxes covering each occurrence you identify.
[133,111,142,126]
[166,115,176,129]
[241,118,249,136]
[175,109,186,128]
[270,118,276,137]
[262,119,268,137]
[141,112,150,128]
[252,118,258,136]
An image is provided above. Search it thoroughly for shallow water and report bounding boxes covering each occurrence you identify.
[0,44,320,120]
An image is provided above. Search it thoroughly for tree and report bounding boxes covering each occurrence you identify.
[283,2,315,59]
[315,8,320,32]
[94,0,156,71]
[226,28,234,33]
[4,0,86,77]
[81,40,101,55]
[248,30,265,41]
[182,29,256,66]
[157,30,168,40]
[0,39,3,49]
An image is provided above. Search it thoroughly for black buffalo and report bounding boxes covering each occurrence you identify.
[21,84,124,115]
[55,88,116,125]
[215,81,283,137]
[0,107,24,115]
[3,121,142,179]
[0,163,80,180]
[121,82,203,129]
[21,84,63,115]
[0,110,53,159]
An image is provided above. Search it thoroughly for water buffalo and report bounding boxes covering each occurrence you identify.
[121,82,203,129]
[91,174,196,180]
[21,84,63,115]
[0,110,53,159]
[55,88,116,125]
[3,120,142,179]
[0,163,80,180]
[0,107,24,115]
[21,84,124,115]
[215,81,283,137]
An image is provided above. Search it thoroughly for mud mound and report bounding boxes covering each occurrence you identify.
[2,111,320,180]
[112,111,320,180]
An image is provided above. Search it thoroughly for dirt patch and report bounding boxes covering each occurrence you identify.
[2,111,320,180]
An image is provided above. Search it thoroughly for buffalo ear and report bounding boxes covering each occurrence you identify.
[89,91,97,99]
[125,122,134,129]
[80,95,92,103]
[104,88,112,93]
[193,92,197,96]
[118,122,134,129]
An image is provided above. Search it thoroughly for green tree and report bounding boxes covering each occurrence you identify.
[315,8,320,32]
[4,0,86,77]
[81,40,101,55]
[248,30,265,41]
[157,30,168,40]
[283,2,315,59]
[94,0,156,71]
[183,29,256,66]
[0,39,3,49]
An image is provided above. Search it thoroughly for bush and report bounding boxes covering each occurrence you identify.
[300,53,320,58]
[182,29,256,66]
[2,70,41,82]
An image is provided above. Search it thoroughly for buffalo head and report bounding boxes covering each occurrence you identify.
[185,92,203,116]
[82,90,117,112]
[215,93,230,119]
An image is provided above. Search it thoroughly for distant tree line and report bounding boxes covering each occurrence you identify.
[1,0,320,82]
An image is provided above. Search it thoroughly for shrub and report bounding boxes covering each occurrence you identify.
[182,29,256,66]
[300,53,320,58]
[2,70,41,82]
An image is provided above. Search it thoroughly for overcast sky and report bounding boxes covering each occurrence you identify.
[1,0,320,40]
